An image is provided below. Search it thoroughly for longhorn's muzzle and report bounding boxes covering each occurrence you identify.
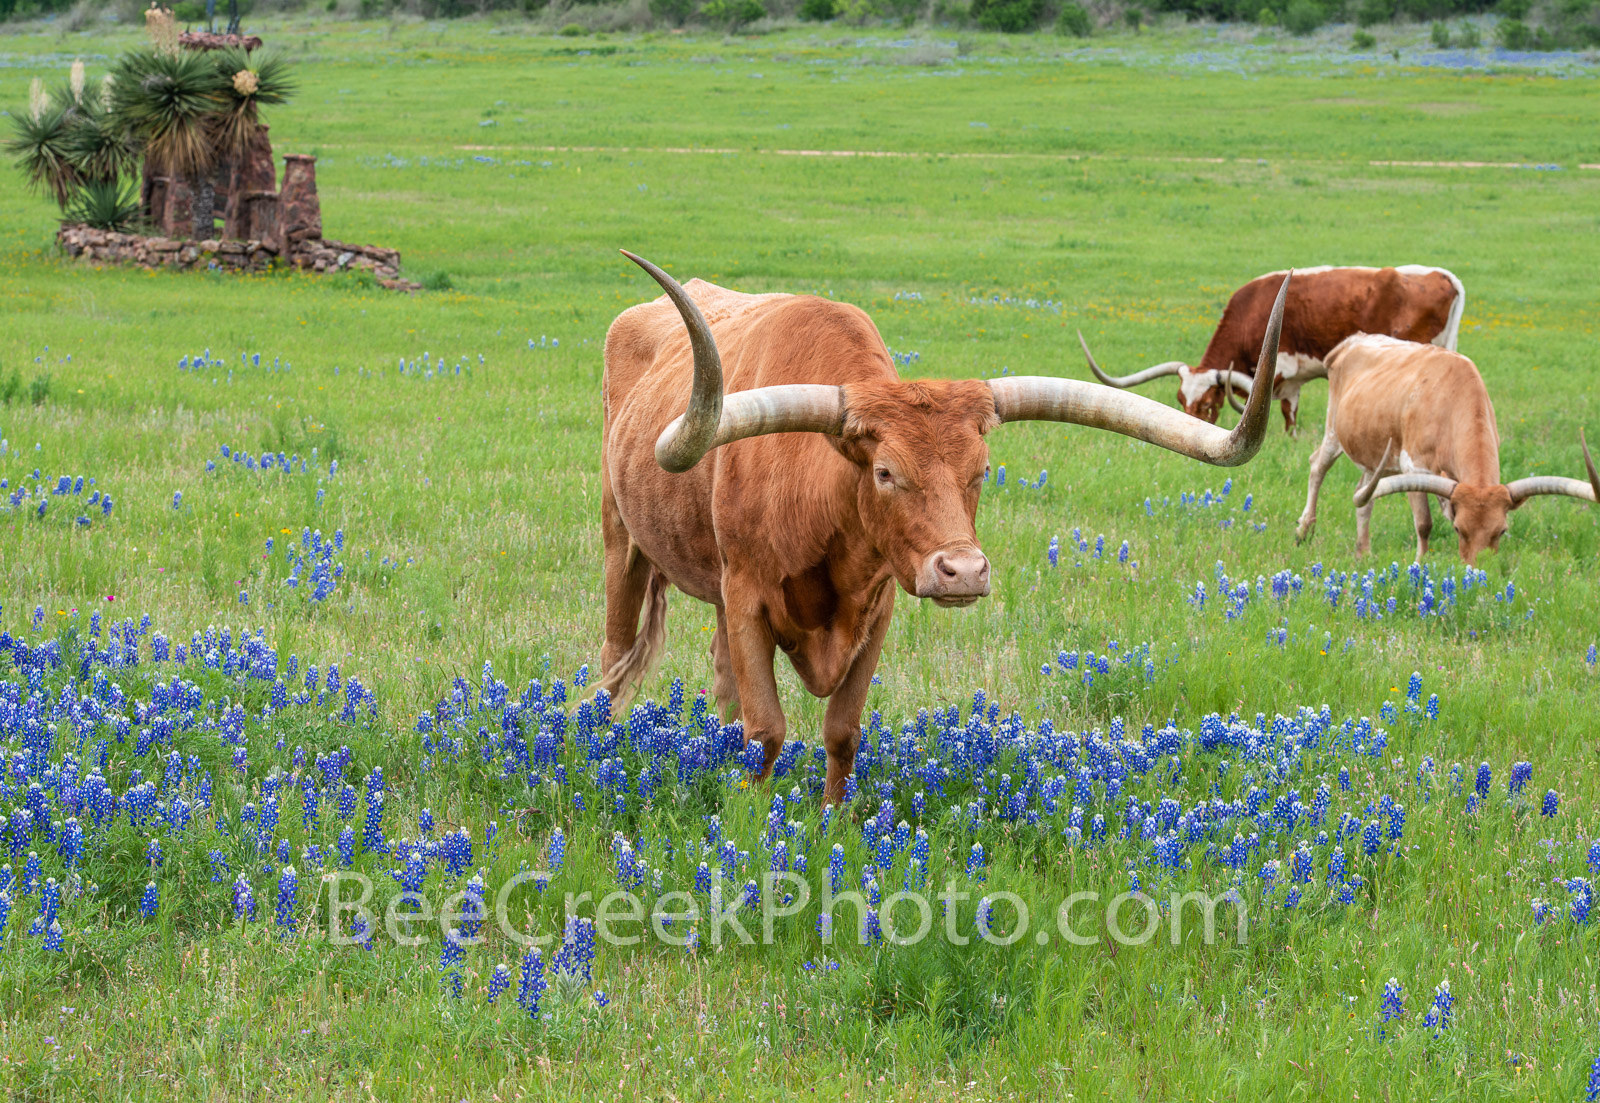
[916,547,991,607]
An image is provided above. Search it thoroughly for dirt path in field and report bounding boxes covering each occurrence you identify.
[453,143,1600,171]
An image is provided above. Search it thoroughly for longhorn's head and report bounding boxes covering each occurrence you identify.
[1354,433,1600,566]
[1074,337,1258,425]
[625,251,1291,603]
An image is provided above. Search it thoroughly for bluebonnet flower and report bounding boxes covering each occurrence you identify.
[1509,761,1532,797]
[232,874,256,920]
[487,963,511,1004]
[1541,790,1558,817]
[1379,977,1404,1036]
[275,866,298,936]
[548,828,566,874]
[140,880,158,918]
[43,919,63,952]
[1475,762,1491,796]
[1362,820,1381,857]
[594,990,610,1008]
[966,842,986,882]
[1047,535,1059,568]
[1586,1046,1600,1102]
[517,947,547,1019]
[1570,878,1593,924]
[1421,979,1453,1036]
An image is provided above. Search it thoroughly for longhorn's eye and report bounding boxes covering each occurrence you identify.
[874,465,895,488]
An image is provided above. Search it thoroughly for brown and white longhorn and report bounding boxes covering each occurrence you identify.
[1080,265,1464,434]
[1294,334,1599,565]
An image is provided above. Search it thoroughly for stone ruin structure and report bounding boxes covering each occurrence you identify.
[57,30,419,291]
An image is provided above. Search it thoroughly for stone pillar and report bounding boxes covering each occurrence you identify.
[278,154,322,250]
[244,191,281,253]
[161,176,194,239]
[146,175,171,231]
[223,125,277,240]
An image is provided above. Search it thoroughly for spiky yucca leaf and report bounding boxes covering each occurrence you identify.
[108,47,227,178]
[64,177,141,232]
[212,48,296,161]
[59,95,139,187]
[6,100,78,208]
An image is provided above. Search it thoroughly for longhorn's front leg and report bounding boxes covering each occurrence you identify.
[1355,489,1376,556]
[1407,492,1433,561]
[722,579,786,780]
[819,595,894,807]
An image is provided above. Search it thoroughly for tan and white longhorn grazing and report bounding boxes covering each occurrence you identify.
[1294,334,1599,565]
[598,253,1289,804]
[1080,265,1464,433]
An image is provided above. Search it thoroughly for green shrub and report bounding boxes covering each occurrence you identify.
[1355,0,1389,24]
[970,0,1044,29]
[558,21,586,34]
[0,366,19,406]
[171,0,205,20]
[1431,18,1450,42]
[1456,20,1481,44]
[652,0,696,23]
[421,271,455,291]
[1056,0,1092,33]
[65,178,140,231]
[28,372,52,406]
[1283,0,1323,32]
[700,0,766,24]
[1351,27,1376,44]
[1123,5,1143,29]
[1257,5,1278,23]
[1496,15,1534,43]
[798,0,837,16]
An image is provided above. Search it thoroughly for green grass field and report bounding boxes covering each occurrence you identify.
[2,18,1600,1101]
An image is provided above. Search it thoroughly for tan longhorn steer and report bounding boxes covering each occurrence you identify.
[1294,334,1598,565]
[598,253,1289,804]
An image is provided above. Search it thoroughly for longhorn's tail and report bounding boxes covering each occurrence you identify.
[592,568,669,712]
[1436,267,1466,352]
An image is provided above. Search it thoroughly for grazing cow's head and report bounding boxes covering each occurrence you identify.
[1176,365,1229,424]
[1448,483,1514,566]
[625,251,1292,602]
[1356,433,1600,567]
[1076,339,1255,427]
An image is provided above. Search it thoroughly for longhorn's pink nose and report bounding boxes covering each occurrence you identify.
[917,548,991,606]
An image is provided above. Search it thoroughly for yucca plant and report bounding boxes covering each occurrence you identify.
[59,91,139,189]
[109,48,228,235]
[64,177,142,232]
[6,83,78,208]
[108,48,227,180]
[211,48,296,162]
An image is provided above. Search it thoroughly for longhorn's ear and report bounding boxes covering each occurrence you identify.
[826,434,875,466]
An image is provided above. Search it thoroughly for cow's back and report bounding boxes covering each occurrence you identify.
[1197,267,1461,376]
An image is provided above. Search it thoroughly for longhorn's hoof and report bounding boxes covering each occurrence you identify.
[1294,520,1314,545]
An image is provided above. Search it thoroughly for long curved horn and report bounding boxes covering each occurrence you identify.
[625,251,846,473]
[624,251,726,472]
[1505,428,1600,506]
[1077,330,1187,389]
[1356,472,1458,506]
[994,273,1290,467]
[1220,367,1253,413]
